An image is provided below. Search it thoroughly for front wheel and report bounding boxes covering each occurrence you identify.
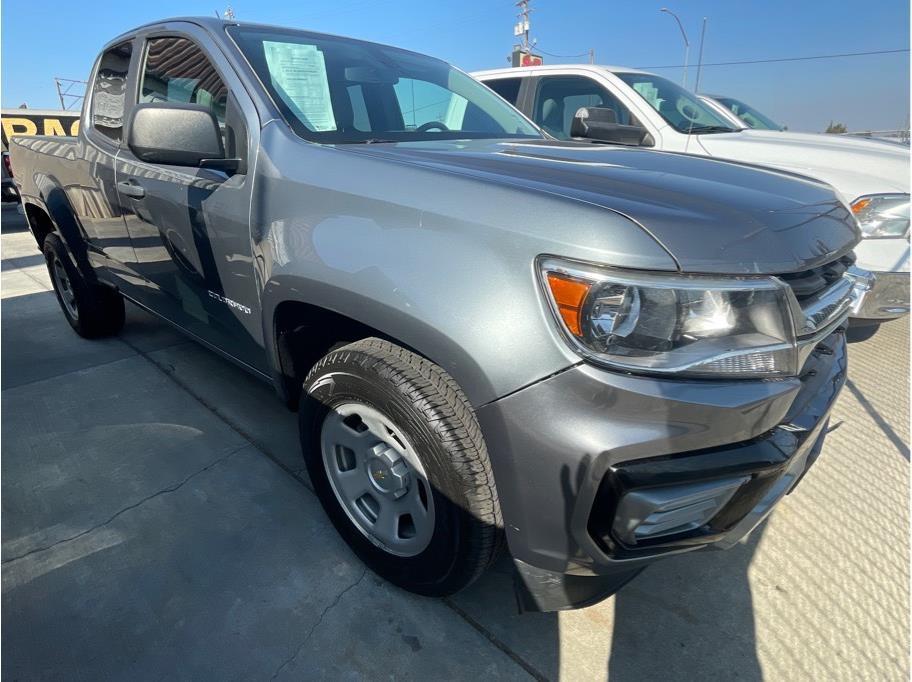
[299,338,502,596]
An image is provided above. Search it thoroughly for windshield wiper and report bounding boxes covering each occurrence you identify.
[685,125,741,134]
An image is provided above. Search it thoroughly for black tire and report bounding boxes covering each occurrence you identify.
[43,233,124,338]
[299,337,502,596]
[846,321,880,343]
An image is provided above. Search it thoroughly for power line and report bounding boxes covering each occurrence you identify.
[639,48,910,70]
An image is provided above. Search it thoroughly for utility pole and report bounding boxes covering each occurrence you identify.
[511,1,542,67]
[589,48,595,64]
[515,1,532,53]
[694,17,707,93]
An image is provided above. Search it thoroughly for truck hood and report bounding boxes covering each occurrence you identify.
[343,139,859,274]
[696,129,910,201]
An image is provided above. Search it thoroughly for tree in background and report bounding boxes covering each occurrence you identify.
[825,121,847,134]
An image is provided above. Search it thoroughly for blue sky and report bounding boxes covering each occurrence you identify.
[2,0,909,132]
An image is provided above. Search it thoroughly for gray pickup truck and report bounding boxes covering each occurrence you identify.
[11,17,870,611]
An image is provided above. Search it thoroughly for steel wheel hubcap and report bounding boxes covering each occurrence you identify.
[51,257,78,320]
[320,402,435,557]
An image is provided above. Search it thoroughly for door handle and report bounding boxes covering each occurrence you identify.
[117,180,145,199]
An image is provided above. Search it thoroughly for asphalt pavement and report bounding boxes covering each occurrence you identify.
[2,202,909,680]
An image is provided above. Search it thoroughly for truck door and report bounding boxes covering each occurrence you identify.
[114,31,265,372]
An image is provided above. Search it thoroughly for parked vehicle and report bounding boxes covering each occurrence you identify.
[12,18,869,611]
[698,94,784,131]
[2,151,19,204]
[475,65,909,328]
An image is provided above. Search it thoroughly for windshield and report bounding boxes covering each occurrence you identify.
[228,26,541,144]
[615,72,739,134]
[714,96,783,131]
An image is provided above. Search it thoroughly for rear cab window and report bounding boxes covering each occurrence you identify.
[90,42,133,143]
[484,77,522,106]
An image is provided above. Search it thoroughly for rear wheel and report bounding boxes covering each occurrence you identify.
[43,234,124,338]
[299,338,502,596]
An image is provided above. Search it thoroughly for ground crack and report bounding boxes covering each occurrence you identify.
[2,446,245,564]
[270,569,368,680]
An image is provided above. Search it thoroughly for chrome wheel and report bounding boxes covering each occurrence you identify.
[320,402,435,557]
[51,256,78,320]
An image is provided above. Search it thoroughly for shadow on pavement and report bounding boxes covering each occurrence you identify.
[452,523,764,680]
[607,526,764,681]
[1,253,45,271]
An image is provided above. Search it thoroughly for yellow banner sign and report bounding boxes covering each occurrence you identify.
[1,112,81,148]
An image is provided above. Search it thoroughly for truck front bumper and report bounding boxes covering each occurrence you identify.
[850,270,909,321]
[476,327,847,611]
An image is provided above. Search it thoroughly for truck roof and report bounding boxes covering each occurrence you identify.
[472,64,651,79]
[103,15,227,44]
[102,16,439,61]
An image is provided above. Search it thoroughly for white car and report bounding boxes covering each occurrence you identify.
[474,64,910,327]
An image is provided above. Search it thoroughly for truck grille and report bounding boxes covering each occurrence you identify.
[777,252,863,340]
[778,253,856,302]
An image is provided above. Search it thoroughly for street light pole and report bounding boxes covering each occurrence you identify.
[660,7,690,89]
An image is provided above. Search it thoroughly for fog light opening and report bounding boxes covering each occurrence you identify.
[612,476,750,545]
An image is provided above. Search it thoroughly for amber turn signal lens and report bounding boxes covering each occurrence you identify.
[851,198,871,214]
[545,272,592,336]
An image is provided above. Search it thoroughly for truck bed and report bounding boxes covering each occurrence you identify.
[9,135,81,200]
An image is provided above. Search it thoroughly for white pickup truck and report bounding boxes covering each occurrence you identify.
[474,64,910,331]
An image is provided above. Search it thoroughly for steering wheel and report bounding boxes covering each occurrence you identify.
[415,121,450,132]
[676,99,702,122]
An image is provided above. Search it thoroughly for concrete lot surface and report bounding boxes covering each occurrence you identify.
[2,204,909,680]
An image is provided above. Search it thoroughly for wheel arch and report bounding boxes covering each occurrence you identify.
[22,201,55,249]
[24,174,98,284]
[263,277,496,410]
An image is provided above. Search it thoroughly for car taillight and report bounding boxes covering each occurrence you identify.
[3,154,12,178]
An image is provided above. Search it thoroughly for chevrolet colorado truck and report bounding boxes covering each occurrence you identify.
[475,64,909,333]
[12,18,870,611]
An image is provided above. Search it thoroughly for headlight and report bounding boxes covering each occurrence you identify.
[540,258,797,378]
[851,194,910,239]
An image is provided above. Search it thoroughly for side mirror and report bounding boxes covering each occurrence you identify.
[570,107,654,147]
[128,104,236,169]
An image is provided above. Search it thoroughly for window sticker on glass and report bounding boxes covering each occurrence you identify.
[632,82,660,109]
[263,41,336,132]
